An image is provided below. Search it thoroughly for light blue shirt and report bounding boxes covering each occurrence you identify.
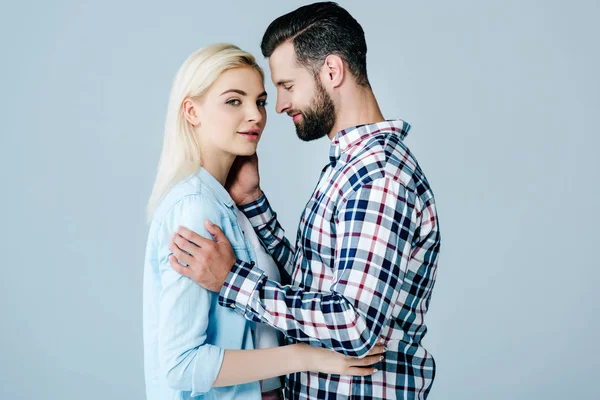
[143,168,263,400]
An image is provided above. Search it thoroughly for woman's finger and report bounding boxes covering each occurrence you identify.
[366,344,386,356]
[354,353,384,367]
[347,366,378,377]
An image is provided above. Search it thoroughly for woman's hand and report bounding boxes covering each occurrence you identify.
[295,343,386,377]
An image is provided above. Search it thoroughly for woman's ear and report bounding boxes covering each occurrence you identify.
[182,97,201,126]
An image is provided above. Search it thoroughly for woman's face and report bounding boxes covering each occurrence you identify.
[190,67,267,160]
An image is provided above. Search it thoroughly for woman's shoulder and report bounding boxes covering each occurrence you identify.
[151,174,223,226]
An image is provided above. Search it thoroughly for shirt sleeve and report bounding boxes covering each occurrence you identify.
[220,177,417,357]
[238,193,295,283]
[156,194,225,394]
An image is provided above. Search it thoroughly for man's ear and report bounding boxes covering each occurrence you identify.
[322,54,345,89]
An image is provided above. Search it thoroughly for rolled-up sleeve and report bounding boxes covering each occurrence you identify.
[156,194,224,395]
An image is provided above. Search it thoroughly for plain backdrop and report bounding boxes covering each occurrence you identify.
[2,0,599,399]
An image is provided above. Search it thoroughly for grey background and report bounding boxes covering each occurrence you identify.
[2,0,598,399]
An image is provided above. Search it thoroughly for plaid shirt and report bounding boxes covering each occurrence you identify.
[219,120,441,399]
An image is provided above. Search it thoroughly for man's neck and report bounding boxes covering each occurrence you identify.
[328,86,385,140]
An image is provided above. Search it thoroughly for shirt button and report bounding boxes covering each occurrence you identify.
[250,261,255,266]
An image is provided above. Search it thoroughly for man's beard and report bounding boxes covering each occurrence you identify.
[293,78,336,142]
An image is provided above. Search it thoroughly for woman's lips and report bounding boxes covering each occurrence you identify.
[238,130,260,141]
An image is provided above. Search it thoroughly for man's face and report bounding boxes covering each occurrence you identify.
[269,41,336,141]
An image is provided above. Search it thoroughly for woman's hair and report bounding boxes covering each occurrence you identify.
[147,43,264,220]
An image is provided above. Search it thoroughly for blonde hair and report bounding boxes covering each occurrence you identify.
[147,43,264,220]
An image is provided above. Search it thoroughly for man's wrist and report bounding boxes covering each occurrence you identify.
[238,188,263,206]
[218,259,264,309]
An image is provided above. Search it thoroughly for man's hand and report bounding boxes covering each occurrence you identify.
[225,153,263,205]
[168,221,237,292]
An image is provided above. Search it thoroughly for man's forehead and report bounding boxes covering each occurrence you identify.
[271,41,295,60]
[269,42,302,82]
[269,42,297,68]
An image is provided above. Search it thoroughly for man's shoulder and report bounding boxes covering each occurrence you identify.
[342,131,421,192]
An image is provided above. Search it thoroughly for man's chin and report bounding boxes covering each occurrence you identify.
[293,117,330,142]
[295,129,323,142]
[293,122,306,139]
[293,123,307,140]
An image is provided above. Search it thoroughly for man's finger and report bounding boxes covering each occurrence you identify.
[177,226,213,246]
[169,255,192,277]
[168,242,194,266]
[205,220,230,244]
[173,234,199,256]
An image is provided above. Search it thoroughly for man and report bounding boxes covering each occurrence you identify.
[169,2,441,398]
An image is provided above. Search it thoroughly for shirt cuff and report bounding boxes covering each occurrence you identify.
[238,193,276,228]
[219,259,265,310]
[191,344,224,395]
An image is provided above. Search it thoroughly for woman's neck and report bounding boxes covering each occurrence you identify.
[201,151,236,187]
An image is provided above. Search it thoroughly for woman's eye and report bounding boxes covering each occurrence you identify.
[257,99,268,107]
[226,99,241,106]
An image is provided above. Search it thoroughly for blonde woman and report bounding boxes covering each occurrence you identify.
[143,44,384,400]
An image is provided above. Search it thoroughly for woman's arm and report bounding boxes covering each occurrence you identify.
[214,343,385,387]
[157,195,228,394]
[158,195,383,392]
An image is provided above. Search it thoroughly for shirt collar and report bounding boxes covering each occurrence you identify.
[197,167,235,208]
[329,119,411,166]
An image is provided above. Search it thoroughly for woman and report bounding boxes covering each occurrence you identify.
[143,44,384,400]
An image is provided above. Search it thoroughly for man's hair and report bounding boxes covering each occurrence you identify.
[261,2,369,87]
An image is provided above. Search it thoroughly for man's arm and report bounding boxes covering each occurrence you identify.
[219,177,417,357]
[238,193,296,283]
